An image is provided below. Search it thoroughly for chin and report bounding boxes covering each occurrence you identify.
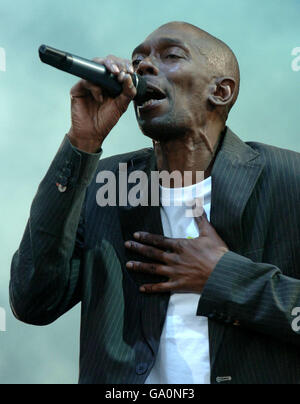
[137,111,189,142]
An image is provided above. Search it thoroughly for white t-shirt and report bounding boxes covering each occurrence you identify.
[145,176,212,384]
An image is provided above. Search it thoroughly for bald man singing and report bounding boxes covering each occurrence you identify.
[10,22,300,384]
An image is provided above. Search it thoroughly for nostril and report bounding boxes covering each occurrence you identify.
[137,60,159,76]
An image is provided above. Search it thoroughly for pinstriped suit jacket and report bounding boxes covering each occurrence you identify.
[10,127,300,384]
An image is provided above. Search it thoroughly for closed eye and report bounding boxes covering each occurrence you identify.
[166,54,181,59]
[132,53,184,69]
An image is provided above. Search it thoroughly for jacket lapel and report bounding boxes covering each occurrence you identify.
[118,150,170,354]
[118,149,166,286]
[208,127,265,368]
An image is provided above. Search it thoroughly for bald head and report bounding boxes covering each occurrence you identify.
[151,21,240,115]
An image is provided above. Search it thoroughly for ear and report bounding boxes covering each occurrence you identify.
[208,77,236,107]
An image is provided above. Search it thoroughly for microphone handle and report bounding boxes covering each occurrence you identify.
[38,45,146,101]
[69,55,123,97]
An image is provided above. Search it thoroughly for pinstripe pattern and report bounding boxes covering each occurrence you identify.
[10,127,300,384]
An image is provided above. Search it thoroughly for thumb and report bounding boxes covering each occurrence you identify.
[193,207,210,237]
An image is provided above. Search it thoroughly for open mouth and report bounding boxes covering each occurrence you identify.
[136,84,167,110]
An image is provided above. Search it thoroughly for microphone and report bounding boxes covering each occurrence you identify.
[38,45,147,103]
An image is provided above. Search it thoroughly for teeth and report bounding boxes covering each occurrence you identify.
[142,99,155,107]
[137,97,165,109]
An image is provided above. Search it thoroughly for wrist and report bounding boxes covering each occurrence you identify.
[67,130,103,154]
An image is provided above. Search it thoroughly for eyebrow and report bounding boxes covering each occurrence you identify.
[132,37,190,58]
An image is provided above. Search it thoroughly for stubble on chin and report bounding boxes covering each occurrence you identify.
[137,109,191,143]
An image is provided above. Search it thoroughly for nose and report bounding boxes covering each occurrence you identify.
[136,57,159,76]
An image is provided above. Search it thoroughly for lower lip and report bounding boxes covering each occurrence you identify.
[137,98,167,113]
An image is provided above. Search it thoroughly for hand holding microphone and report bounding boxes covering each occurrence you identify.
[68,55,138,153]
[39,45,147,153]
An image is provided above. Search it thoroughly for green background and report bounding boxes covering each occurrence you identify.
[0,0,299,384]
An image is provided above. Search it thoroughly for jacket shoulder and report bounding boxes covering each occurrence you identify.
[246,141,300,195]
[246,140,300,171]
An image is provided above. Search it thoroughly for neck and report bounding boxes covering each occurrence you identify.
[154,122,225,187]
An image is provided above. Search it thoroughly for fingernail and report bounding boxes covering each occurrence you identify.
[126,262,133,268]
[125,241,131,248]
[133,232,140,240]
[111,64,119,73]
[140,287,146,292]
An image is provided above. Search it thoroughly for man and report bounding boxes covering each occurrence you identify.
[10,22,300,384]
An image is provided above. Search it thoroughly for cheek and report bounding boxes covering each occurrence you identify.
[167,63,183,74]
[167,67,207,104]
[166,72,208,127]
[170,81,206,113]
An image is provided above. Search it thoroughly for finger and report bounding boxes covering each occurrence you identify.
[113,73,136,102]
[195,210,223,242]
[194,209,210,236]
[133,232,176,251]
[95,56,122,75]
[92,56,133,76]
[110,57,133,74]
[70,79,104,103]
[121,73,137,99]
[192,198,204,219]
[140,281,180,294]
[117,71,126,83]
[95,57,136,99]
[126,60,134,74]
[70,79,90,98]
[104,56,131,76]
[125,240,170,263]
[92,57,105,64]
[84,81,105,103]
[126,261,170,276]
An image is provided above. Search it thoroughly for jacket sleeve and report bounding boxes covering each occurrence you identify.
[197,249,300,346]
[9,136,101,325]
